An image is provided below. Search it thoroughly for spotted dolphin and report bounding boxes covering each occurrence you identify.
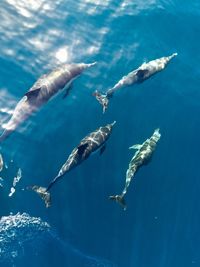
[0,62,96,142]
[29,121,116,208]
[93,53,177,113]
[109,128,161,210]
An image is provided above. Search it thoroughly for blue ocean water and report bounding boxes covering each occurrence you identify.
[0,0,200,266]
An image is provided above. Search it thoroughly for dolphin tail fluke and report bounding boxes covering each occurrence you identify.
[92,90,109,113]
[109,194,127,210]
[28,185,51,208]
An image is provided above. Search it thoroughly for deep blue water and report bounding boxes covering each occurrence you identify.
[0,0,200,266]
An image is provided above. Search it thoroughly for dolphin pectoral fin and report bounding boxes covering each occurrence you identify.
[109,194,127,210]
[25,88,41,100]
[63,83,73,99]
[27,185,51,208]
[99,144,106,155]
[129,144,142,150]
[77,143,89,156]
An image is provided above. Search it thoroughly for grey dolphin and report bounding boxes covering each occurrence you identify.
[0,154,3,172]
[109,128,161,210]
[93,53,177,113]
[0,62,96,142]
[29,121,116,208]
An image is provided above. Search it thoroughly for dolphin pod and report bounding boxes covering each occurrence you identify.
[93,53,177,113]
[0,62,96,142]
[29,121,116,208]
[109,128,161,210]
[0,52,178,210]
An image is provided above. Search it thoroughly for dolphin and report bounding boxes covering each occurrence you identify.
[93,53,177,113]
[0,154,3,172]
[109,128,161,210]
[29,121,116,208]
[0,62,96,142]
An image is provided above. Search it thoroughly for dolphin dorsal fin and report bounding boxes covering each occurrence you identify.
[136,69,149,80]
[25,88,41,100]
[129,144,142,150]
[77,143,89,156]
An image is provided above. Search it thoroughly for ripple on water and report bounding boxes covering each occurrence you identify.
[0,212,50,262]
[0,212,117,266]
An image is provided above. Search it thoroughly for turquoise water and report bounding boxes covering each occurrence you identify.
[0,0,200,266]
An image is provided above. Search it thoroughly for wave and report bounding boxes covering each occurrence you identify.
[0,212,116,267]
[0,212,50,263]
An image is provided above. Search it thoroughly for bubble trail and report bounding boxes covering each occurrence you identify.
[8,168,22,197]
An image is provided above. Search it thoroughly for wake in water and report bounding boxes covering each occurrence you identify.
[0,212,50,264]
[54,235,117,267]
[54,233,117,267]
[0,212,117,267]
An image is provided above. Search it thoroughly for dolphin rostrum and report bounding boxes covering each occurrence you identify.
[109,128,161,210]
[93,53,177,113]
[0,62,96,142]
[29,121,116,208]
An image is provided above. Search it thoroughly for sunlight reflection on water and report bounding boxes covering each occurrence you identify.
[0,0,160,73]
[1,0,111,73]
[0,0,162,142]
[0,0,166,142]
